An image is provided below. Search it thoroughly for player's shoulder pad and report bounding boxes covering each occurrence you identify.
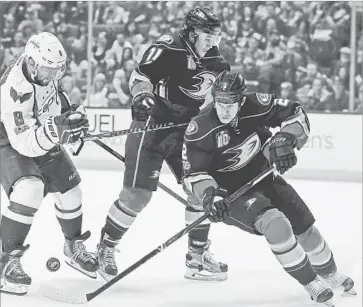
[184,106,223,143]
[239,92,276,119]
[2,59,33,104]
[152,33,186,52]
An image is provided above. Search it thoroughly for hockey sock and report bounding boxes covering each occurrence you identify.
[257,209,317,285]
[103,200,137,244]
[185,206,211,249]
[270,238,317,285]
[297,226,337,277]
[54,203,82,240]
[0,201,35,251]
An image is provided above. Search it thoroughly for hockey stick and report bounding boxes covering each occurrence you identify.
[81,122,189,142]
[39,165,275,304]
[92,139,189,206]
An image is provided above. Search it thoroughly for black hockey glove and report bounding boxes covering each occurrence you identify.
[131,91,155,122]
[202,187,230,223]
[44,110,89,145]
[269,132,297,174]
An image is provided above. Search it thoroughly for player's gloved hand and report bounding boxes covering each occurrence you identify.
[202,186,230,223]
[44,110,89,145]
[131,91,155,122]
[269,132,297,174]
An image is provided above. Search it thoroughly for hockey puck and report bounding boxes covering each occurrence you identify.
[46,257,60,272]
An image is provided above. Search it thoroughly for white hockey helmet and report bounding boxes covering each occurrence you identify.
[24,32,67,81]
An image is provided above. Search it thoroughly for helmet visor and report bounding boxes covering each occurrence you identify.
[37,63,66,81]
[198,31,222,46]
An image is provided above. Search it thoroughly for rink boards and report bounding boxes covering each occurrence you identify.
[69,109,362,182]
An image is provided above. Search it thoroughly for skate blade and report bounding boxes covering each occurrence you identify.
[184,268,227,282]
[321,298,335,306]
[65,259,97,279]
[97,269,117,282]
[342,287,357,296]
[0,281,28,296]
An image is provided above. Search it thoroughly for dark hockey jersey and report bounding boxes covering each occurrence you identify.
[129,33,230,123]
[183,93,310,198]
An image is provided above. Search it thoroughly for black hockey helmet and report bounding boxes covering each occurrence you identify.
[183,7,221,35]
[211,71,247,104]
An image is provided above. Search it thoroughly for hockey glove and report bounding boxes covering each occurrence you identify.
[202,187,230,223]
[269,132,297,174]
[131,91,155,122]
[44,110,89,145]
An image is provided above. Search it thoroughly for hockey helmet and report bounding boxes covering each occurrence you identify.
[211,71,247,124]
[183,7,222,46]
[24,32,67,82]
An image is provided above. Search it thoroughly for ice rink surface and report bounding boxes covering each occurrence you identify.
[1,170,362,307]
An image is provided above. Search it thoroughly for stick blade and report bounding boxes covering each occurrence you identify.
[38,283,88,304]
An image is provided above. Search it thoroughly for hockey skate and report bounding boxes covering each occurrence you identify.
[64,231,98,279]
[322,271,356,296]
[304,276,335,306]
[95,233,119,281]
[0,245,31,296]
[184,240,228,281]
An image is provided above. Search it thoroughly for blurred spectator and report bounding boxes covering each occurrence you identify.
[125,21,138,39]
[333,47,351,76]
[84,73,112,107]
[103,2,128,24]
[297,62,319,88]
[1,15,17,48]
[18,6,44,34]
[91,31,110,75]
[280,82,298,101]
[0,1,359,112]
[132,34,149,63]
[70,1,88,24]
[307,77,335,111]
[105,34,133,70]
[1,32,25,73]
[112,59,137,108]
[61,76,82,106]
[331,78,349,111]
[355,83,363,113]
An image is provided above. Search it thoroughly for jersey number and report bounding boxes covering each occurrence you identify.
[143,47,163,64]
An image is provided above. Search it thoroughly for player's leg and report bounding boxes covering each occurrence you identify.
[96,120,163,281]
[270,176,356,295]
[166,136,227,281]
[0,146,44,295]
[224,191,334,305]
[35,146,98,278]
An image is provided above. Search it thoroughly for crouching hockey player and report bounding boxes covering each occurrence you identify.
[183,71,356,306]
[0,32,98,295]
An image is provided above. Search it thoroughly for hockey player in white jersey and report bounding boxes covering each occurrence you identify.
[0,32,98,296]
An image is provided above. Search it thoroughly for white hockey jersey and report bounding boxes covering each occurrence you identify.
[0,53,67,157]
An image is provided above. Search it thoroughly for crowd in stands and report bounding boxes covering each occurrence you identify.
[0,1,362,112]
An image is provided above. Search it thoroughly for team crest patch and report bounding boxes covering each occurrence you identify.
[256,93,272,105]
[157,35,173,44]
[186,121,198,135]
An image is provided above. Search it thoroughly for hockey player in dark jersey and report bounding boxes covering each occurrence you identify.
[96,7,230,282]
[183,71,356,306]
